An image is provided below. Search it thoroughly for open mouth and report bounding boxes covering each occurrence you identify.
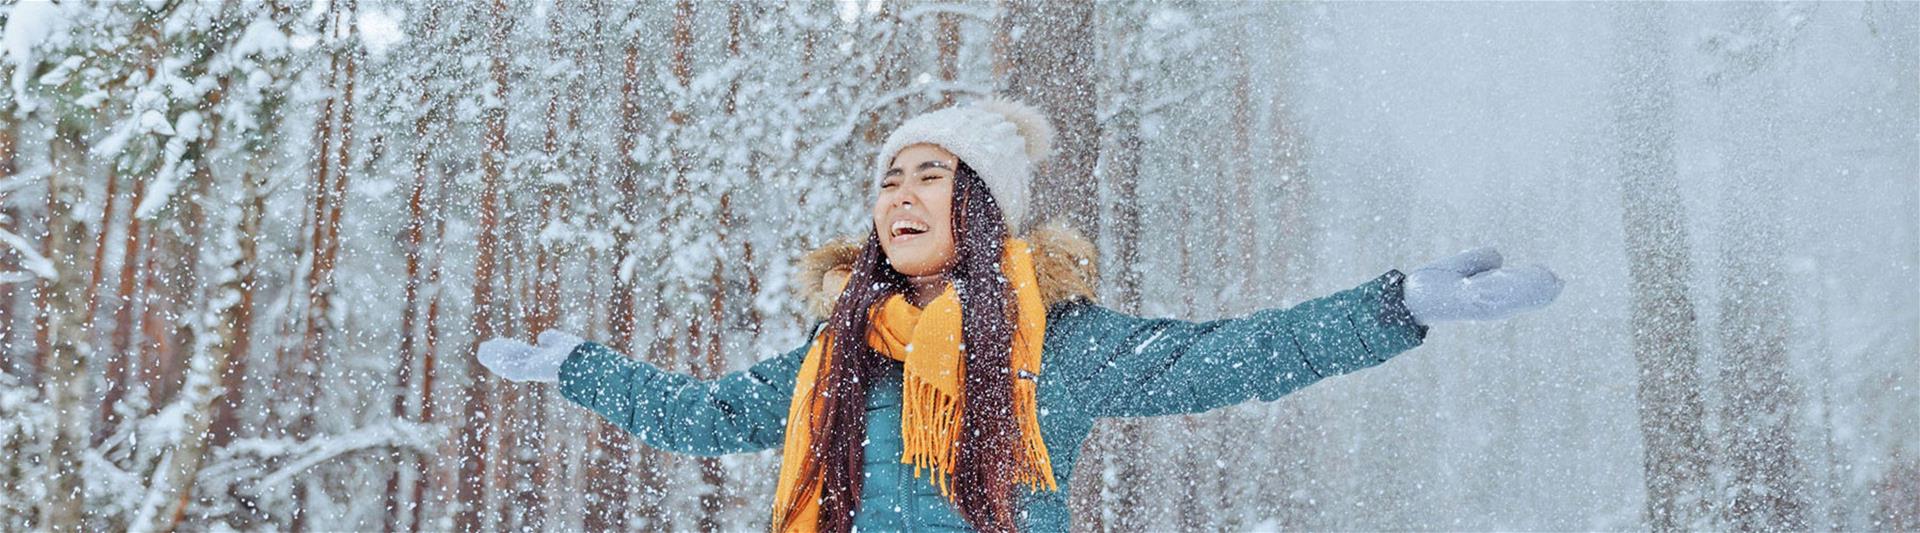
[890,219,929,242]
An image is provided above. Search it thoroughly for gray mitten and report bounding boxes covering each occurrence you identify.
[1403,247,1562,325]
[476,330,585,383]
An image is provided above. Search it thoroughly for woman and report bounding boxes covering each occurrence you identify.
[478,98,1563,532]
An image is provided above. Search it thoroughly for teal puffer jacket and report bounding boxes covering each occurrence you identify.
[557,259,1427,532]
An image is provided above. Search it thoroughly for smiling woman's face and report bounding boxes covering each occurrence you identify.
[873,143,959,278]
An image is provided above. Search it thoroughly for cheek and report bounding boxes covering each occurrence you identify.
[931,190,957,235]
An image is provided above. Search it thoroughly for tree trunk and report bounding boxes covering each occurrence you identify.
[1226,27,1258,292]
[935,9,960,108]
[40,125,92,533]
[139,215,187,411]
[861,2,913,147]
[277,6,341,471]
[386,27,436,533]
[454,0,512,530]
[0,106,13,377]
[1074,10,1148,526]
[209,171,265,447]
[996,0,1100,233]
[1715,134,1810,531]
[130,157,257,533]
[209,169,269,531]
[410,175,451,532]
[587,9,652,527]
[1714,9,1808,529]
[500,33,573,529]
[290,4,358,529]
[95,170,144,446]
[1612,4,1715,531]
[383,5,445,530]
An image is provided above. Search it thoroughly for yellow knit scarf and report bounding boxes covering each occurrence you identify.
[771,238,1058,532]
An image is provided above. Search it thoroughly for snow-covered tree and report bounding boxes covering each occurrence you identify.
[0,1,1912,531]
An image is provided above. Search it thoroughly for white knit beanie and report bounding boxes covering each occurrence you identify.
[872,96,1055,231]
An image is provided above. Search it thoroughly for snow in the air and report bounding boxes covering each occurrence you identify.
[0,1,1913,532]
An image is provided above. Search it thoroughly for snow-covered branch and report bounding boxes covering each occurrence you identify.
[0,227,55,284]
[898,2,996,23]
[229,420,448,497]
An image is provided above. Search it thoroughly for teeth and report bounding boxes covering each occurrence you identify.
[891,219,927,237]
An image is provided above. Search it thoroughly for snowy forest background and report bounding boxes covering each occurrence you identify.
[0,0,1915,531]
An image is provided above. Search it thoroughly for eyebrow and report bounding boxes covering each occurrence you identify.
[885,160,953,177]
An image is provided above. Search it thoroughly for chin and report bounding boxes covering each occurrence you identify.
[883,251,941,277]
[888,259,939,277]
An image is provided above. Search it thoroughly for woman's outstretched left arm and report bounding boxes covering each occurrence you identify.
[1052,246,1561,419]
[1050,270,1428,419]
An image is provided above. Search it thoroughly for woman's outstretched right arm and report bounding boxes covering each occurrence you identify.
[556,333,813,457]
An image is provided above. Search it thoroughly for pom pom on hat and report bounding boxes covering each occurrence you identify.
[873,96,1055,231]
[976,96,1054,162]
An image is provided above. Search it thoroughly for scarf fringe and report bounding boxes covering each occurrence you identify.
[1013,378,1058,492]
[900,375,963,498]
[898,373,1059,498]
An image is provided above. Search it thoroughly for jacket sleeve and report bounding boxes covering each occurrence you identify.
[556,332,813,456]
[1061,270,1428,419]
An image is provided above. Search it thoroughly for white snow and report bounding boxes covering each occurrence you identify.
[0,228,56,282]
[3,1,63,110]
[356,7,405,57]
[232,17,289,58]
[1,2,59,64]
[0,2,1912,531]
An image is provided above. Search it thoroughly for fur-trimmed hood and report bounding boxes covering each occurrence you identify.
[792,220,1100,320]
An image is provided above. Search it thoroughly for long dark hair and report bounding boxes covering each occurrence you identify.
[808,161,1021,532]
